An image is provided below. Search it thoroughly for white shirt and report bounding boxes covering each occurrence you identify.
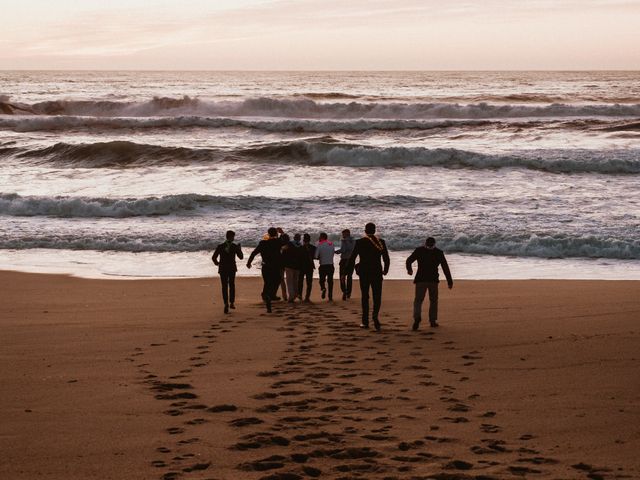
[315,241,335,266]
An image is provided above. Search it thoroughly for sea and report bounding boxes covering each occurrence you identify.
[1,71,639,279]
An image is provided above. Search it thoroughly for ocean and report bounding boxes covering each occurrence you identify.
[1,70,639,279]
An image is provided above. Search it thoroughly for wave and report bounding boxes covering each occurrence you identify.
[0,193,445,218]
[3,95,640,119]
[2,231,638,260]
[0,115,500,133]
[5,139,640,173]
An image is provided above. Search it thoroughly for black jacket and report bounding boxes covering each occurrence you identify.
[347,235,390,278]
[300,243,316,272]
[248,237,282,268]
[212,242,243,273]
[406,246,453,284]
[282,241,303,270]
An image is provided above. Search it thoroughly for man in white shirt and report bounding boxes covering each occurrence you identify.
[315,232,335,301]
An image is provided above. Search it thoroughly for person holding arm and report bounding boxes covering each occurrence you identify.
[406,236,453,330]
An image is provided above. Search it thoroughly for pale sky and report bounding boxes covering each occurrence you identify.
[1,0,639,70]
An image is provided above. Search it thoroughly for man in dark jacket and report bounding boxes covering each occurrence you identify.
[212,230,244,314]
[247,227,282,313]
[406,236,453,330]
[298,233,316,302]
[346,223,390,332]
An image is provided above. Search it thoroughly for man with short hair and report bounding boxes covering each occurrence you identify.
[212,230,243,314]
[336,228,355,301]
[298,233,316,302]
[315,232,335,301]
[406,237,453,330]
[347,223,390,331]
[247,227,283,313]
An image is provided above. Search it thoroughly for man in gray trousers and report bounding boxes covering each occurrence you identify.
[406,237,453,330]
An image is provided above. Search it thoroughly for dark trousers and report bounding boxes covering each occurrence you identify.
[220,270,236,306]
[318,264,335,300]
[298,270,313,300]
[261,264,281,310]
[359,274,383,327]
[413,282,439,324]
[339,259,354,297]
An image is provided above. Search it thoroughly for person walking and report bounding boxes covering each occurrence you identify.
[315,232,335,301]
[281,233,301,303]
[336,228,355,301]
[247,227,283,313]
[212,230,243,314]
[347,223,390,331]
[298,233,316,302]
[406,236,453,330]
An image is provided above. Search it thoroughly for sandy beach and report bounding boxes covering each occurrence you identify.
[1,271,639,480]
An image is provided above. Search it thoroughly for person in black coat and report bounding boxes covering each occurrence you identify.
[298,233,316,302]
[247,227,283,313]
[406,236,453,330]
[346,223,390,331]
[212,230,244,314]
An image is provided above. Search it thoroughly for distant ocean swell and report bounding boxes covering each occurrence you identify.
[2,231,638,260]
[2,96,640,118]
[5,139,640,174]
[2,115,639,134]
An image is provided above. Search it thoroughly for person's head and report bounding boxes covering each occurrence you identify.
[425,237,436,249]
[365,223,376,235]
[319,232,328,241]
[303,233,311,244]
[267,227,278,238]
[342,229,351,238]
[226,230,235,241]
[293,233,301,243]
[281,233,290,243]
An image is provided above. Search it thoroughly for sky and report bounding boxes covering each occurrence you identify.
[1,0,639,70]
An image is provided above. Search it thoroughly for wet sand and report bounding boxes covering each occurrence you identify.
[1,271,639,479]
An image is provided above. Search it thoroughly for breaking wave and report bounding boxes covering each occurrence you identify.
[0,193,440,218]
[2,231,638,260]
[2,95,640,119]
[5,139,639,173]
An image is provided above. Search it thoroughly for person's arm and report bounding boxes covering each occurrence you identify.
[314,244,320,260]
[406,249,417,275]
[381,240,390,276]
[212,245,221,265]
[441,252,453,288]
[236,243,244,260]
[246,243,261,269]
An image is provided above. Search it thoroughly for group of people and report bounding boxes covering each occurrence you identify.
[212,223,453,332]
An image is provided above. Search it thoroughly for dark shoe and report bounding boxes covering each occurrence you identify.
[430,321,439,327]
[267,306,272,313]
[412,320,420,331]
[342,293,347,301]
[359,323,369,329]
[230,304,235,309]
[224,305,229,314]
[321,288,326,299]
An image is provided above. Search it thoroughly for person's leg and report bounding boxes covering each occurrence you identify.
[359,276,371,327]
[279,268,287,301]
[427,282,439,326]
[298,270,305,300]
[413,282,427,330]
[220,272,229,306]
[261,267,272,312]
[229,271,236,307]
[319,265,327,298]
[371,275,383,330]
[327,265,335,300]
[346,263,354,298]
[293,270,300,299]
[305,271,313,300]
[285,268,293,302]
[339,260,347,298]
